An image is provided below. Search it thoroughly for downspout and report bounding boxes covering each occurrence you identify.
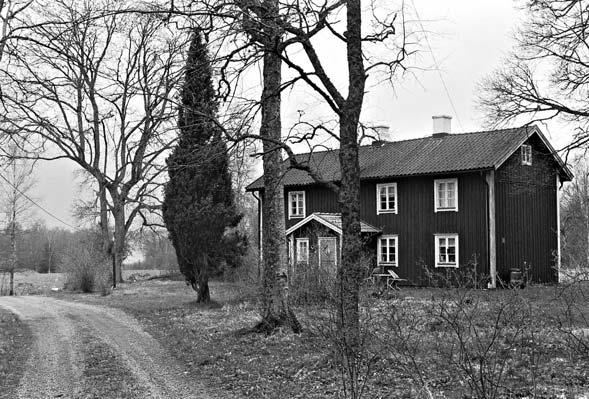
[252,191,263,271]
[556,174,562,282]
[485,170,497,289]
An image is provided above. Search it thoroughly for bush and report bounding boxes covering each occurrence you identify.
[62,247,111,294]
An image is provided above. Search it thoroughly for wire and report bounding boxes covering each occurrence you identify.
[0,170,77,229]
[411,0,465,131]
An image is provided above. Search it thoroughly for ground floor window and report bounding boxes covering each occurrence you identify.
[378,235,398,266]
[296,238,309,263]
[435,234,459,267]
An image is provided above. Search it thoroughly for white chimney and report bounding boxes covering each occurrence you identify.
[432,115,452,137]
[374,125,392,142]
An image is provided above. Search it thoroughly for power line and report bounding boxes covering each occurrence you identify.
[411,0,465,131]
[0,170,77,229]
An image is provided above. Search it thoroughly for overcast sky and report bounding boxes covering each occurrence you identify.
[31,0,536,229]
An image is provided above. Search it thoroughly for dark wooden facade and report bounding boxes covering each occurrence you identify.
[247,129,569,287]
[281,138,562,286]
[285,172,490,285]
[495,135,558,284]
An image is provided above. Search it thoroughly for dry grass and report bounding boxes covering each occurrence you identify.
[55,278,589,399]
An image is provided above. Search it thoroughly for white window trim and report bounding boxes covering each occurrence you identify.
[521,144,532,166]
[288,191,306,219]
[434,178,458,212]
[295,238,309,263]
[376,183,398,215]
[434,234,459,268]
[377,235,398,266]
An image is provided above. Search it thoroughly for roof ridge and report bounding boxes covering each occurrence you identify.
[294,126,528,155]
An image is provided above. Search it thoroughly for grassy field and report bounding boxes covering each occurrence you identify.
[54,277,589,399]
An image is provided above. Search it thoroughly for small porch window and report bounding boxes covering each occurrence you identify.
[377,235,398,266]
[435,234,459,268]
[295,238,309,263]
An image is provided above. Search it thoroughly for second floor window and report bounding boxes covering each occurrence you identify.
[521,144,532,166]
[376,183,398,214]
[434,178,458,212]
[288,191,306,219]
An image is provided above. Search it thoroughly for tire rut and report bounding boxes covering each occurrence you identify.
[0,296,216,399]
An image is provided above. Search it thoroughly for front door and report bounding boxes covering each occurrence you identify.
[318,237,337,270]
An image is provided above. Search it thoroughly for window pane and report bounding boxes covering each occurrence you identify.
[388,196,395,209]
[381,239,388,262]
[381,197,388,210]
[448,247,456,263]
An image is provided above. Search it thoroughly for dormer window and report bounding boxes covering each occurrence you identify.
[376,183,398,214]
[521,144,532,166]
[288,191,306,219]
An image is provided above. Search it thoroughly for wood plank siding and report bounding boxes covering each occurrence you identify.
[285,172,489,285]
[495,135,558,284]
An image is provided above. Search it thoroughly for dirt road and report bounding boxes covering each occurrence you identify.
[0,296,213,399]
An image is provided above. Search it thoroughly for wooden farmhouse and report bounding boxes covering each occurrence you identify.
[246,117,573,287]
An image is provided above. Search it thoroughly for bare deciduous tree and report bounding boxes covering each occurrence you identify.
[0,0,186,283]
[479,0,589,152]
[0,142,36,295]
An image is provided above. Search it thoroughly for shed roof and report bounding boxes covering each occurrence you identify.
[285,213,381,236]
[247,125,573,191]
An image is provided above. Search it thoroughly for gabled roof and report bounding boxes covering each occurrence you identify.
[285,212,381,236]
[247,125,573,191]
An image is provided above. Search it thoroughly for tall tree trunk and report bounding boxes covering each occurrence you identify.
[9,168,17,296]
[195,253,211,303]
[337,1,365,396]
[98,183,113,260]
[112,198,125,284]
[257,15,300,333]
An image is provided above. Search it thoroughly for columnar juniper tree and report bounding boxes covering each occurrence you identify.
[163,29,241,303]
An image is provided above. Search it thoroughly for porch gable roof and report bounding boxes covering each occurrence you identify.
[285,212,382,236]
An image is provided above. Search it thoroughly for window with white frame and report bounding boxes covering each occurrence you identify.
[296,238,309,263]
[376,183,398,214]
[288,191,306,219]
[377,235,398,266]
[521,144,532,166]
[434,178,458,212]
[435,234,459,268]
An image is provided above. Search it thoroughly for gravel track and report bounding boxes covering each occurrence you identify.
[0,296,214,399]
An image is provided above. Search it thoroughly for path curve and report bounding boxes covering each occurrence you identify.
[0,296,214,399]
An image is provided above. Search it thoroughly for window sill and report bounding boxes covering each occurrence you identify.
[434,208,458,213]
[377,209,397,215]
[289,215,305,220]
[377,262,398,267]
[435,263,458,268]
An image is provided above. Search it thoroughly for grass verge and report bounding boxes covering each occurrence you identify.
[0,307,33,398]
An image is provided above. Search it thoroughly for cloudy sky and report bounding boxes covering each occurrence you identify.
[31,0,543,229]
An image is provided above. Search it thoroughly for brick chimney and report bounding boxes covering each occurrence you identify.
[432,115,452,137]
